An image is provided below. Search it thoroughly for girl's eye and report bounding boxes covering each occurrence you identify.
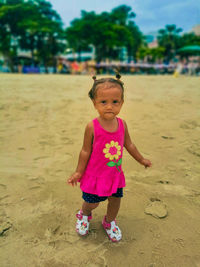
[113,100,119,104]
[101,100,106,104]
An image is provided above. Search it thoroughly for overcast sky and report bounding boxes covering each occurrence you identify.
[49,0,200,34]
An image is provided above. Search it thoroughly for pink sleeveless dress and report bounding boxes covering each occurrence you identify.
[80,117,126,196]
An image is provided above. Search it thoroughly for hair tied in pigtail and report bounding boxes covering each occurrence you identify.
[113,68,121,80]
[116,73,121,80]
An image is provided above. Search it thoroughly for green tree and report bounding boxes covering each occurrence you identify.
[0,0,25,70]
[66,11,96,61]
[137,46,165,62]
[66,5,143,62]
[18,0,65,71]
[110,5,143,61]
[157,24,182,62]
[126,21,143,61]
[0,0,65,71]
[90,10,133,62]
[179,32,200,47]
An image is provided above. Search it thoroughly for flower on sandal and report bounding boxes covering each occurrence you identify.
[112,227,119,234]
[103,141,121,160]
[80,222,87,230]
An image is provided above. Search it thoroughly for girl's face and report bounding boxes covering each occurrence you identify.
[92,83,124,120]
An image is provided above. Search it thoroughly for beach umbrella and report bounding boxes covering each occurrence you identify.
[178,45,200,55]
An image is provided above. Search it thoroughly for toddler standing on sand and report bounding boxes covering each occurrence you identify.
[68,74,152,242]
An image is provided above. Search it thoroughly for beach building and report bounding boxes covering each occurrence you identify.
[62,45,95,62]
[145,31,159,48]
[190,25,200,36]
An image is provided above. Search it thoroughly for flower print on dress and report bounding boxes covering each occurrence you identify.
[103,141,122,172]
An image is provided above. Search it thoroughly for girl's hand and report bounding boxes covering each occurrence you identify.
[67,172,82,186]
[141,158,152,168]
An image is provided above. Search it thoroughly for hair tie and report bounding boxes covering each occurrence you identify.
[92,76,96,81]
[116,73,121,80]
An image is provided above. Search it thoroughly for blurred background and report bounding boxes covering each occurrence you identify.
[0,0,200,75]
[1,3,200,265]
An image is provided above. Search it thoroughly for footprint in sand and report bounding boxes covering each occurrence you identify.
[28,176,45,191]
[0,105,6,110]
[157,180,170,184]
[173,238,185,248]
[0,221,12,236]
[0,210,12,236]
[20,106,29,111]
[145,198,168,219]
[29,186,41,190]
[187,143,200,158]
[0,183,7,190]
[38,141,49,145]
[28,176,45,183]
[0,184,10,204]
[161,136,175,140]
[60,137,74,144]
[55,169,63,173]
[18,147,26,150]
[188,191,200,206]
[34,156,48,161]
[180,120,200,130]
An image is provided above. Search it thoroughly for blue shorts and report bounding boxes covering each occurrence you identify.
[82,188,123,203]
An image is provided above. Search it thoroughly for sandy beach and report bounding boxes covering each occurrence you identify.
[0,74,200,267]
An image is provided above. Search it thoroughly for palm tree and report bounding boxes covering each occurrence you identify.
[157,24,182,62]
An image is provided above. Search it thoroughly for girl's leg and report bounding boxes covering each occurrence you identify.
[106,196,121,222]
[82,201,99,216]
[76,201,98,236]
[102,197,122,242]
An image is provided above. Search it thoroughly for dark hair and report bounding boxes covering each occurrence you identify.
[88,74,124,100]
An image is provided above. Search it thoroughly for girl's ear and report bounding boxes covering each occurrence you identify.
[92,99,96,108]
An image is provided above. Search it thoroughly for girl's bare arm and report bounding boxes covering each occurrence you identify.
[123,120,152,168]
[68,121,94,186]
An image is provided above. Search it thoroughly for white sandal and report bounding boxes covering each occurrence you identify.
[76,210,92,236]
[102,216,122,242]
